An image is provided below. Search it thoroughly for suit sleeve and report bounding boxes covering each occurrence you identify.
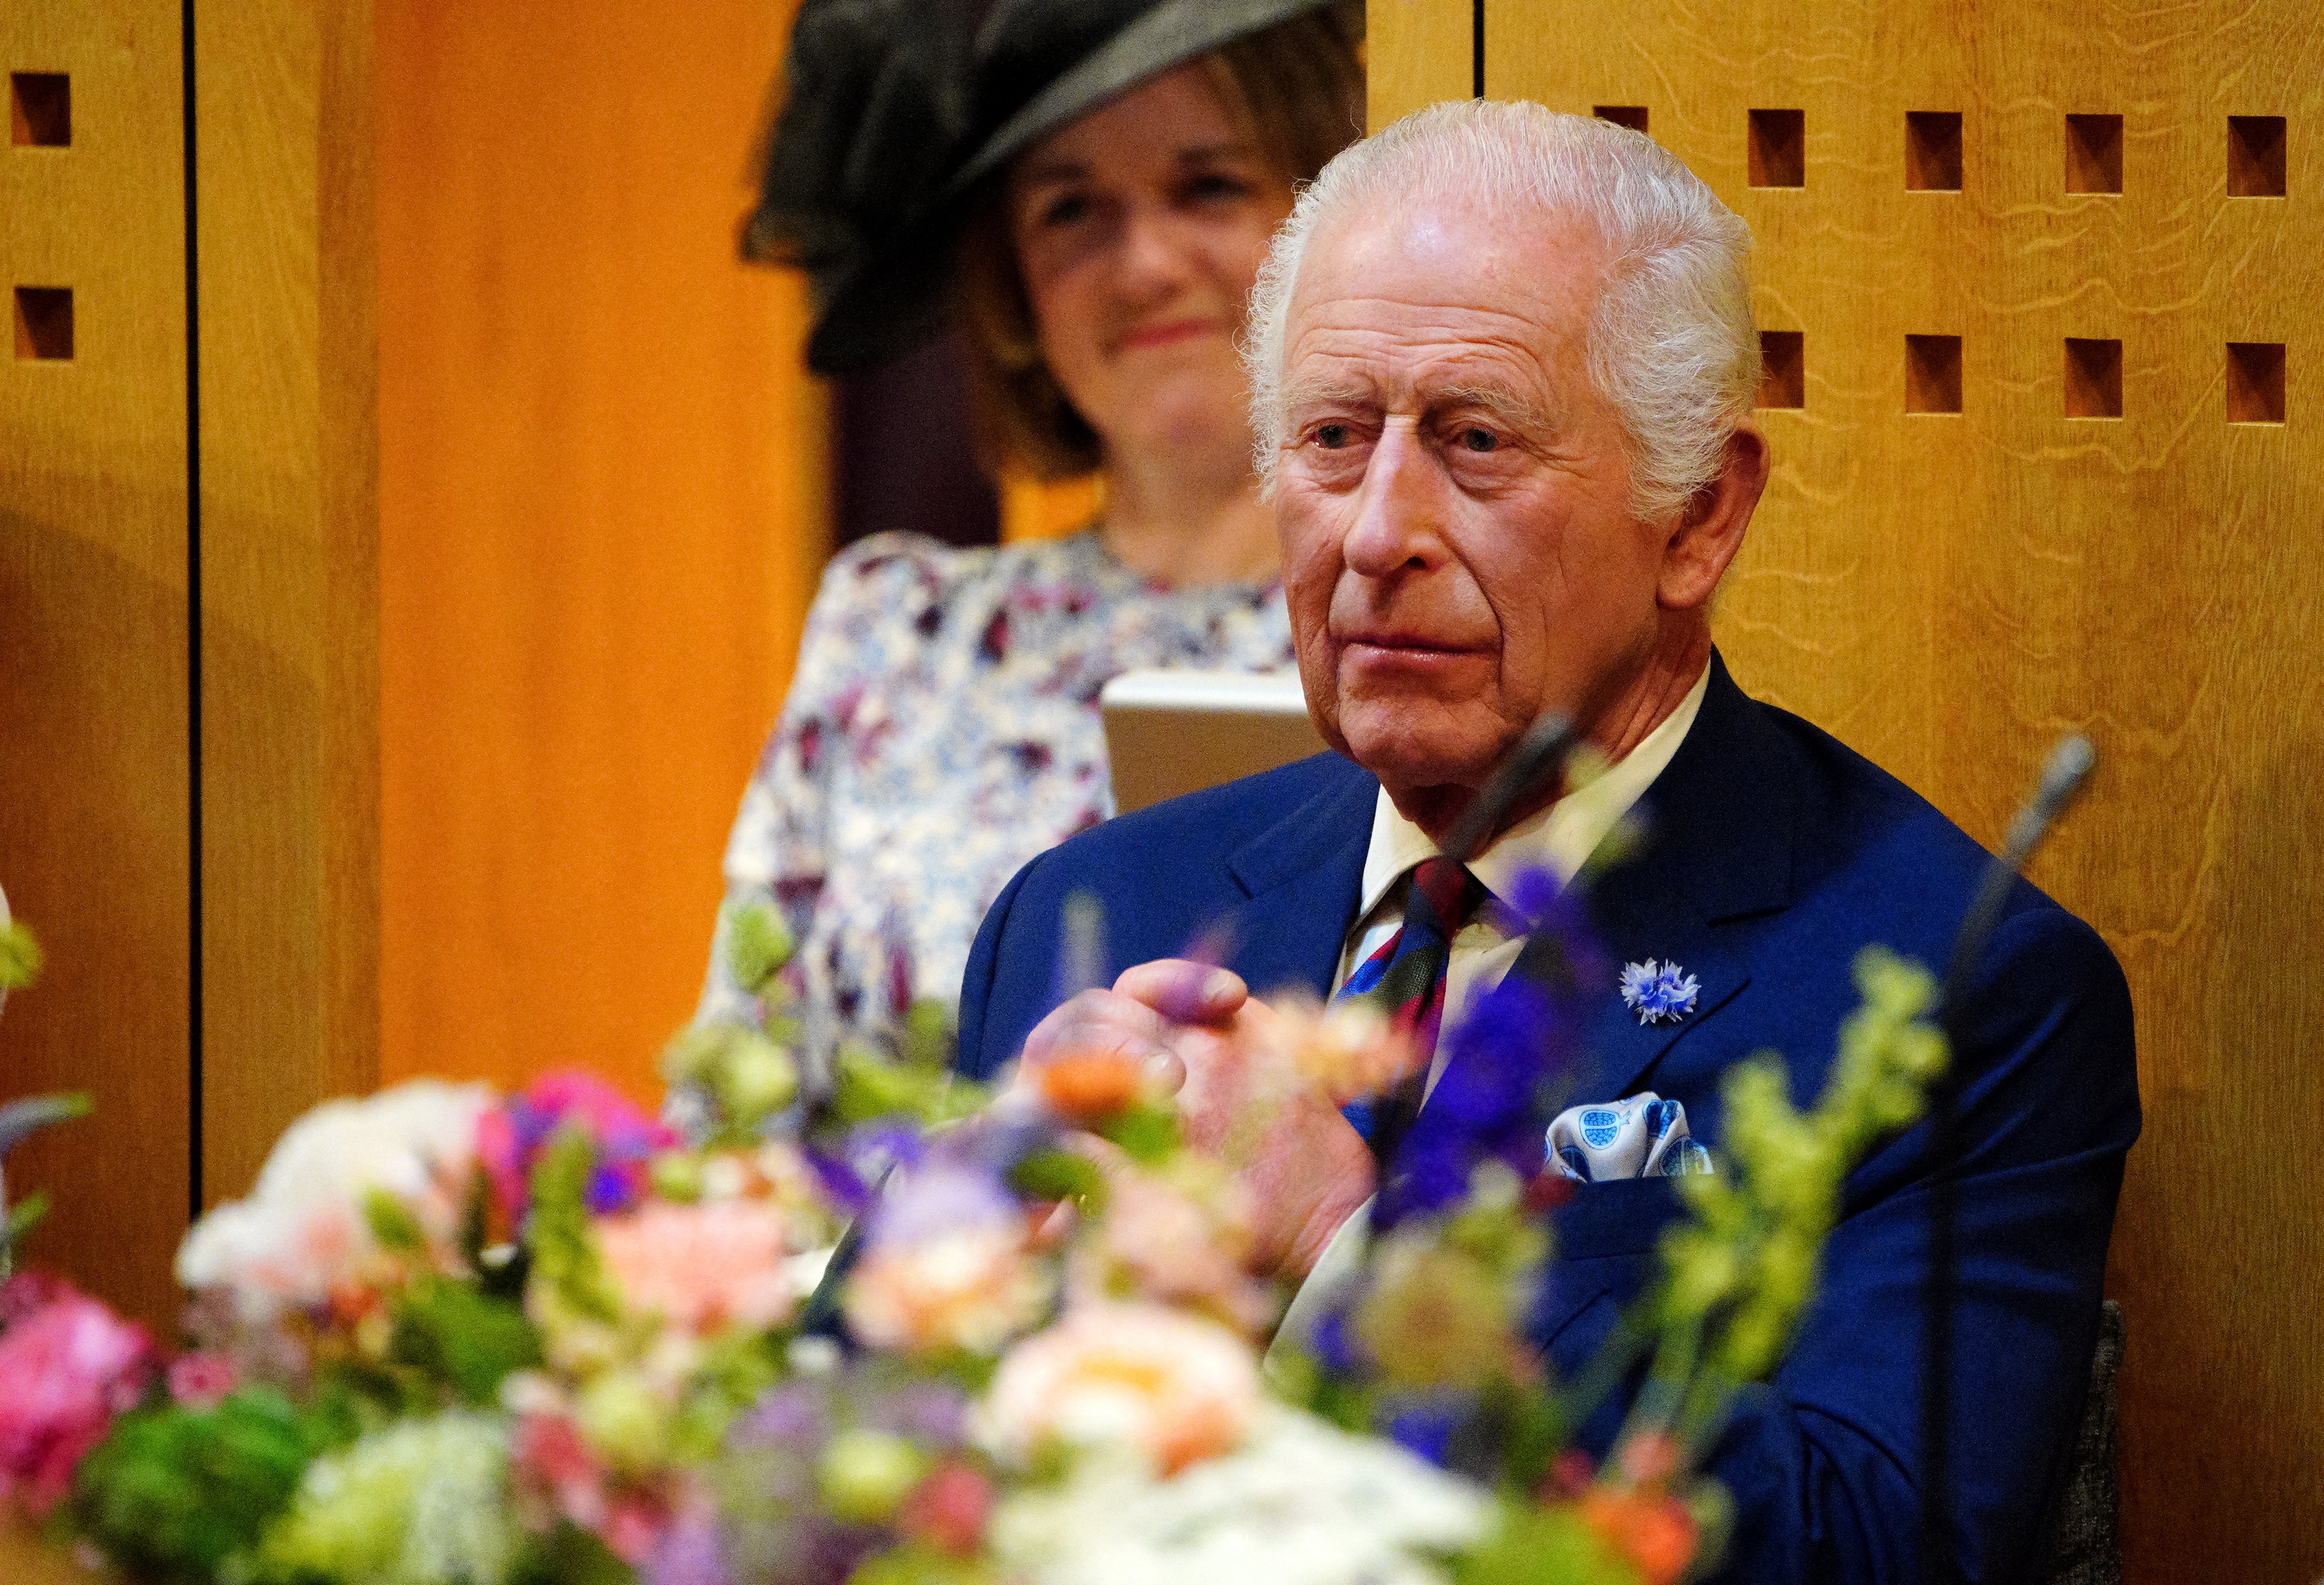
[1703,904,2141,1585]
[956,850,1045,1082]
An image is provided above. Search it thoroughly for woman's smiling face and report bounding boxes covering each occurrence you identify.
[1007,64,1297,466]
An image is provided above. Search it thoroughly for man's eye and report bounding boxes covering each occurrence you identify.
[1040,193,1090,227]
[1314,423,1352,449]
[1458,426,1499,453]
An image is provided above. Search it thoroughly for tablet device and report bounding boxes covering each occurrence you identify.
[1100,669,1332,815]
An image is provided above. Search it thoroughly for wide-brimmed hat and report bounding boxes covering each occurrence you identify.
[747,0,1355,374]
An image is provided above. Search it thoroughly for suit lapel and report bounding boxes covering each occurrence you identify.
[1218,755,1377,1000]
[1520,653,1801,1103]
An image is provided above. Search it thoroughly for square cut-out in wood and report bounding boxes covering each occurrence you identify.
[14,286,72,360]
[2065,114,2123,194]
[10,72,69,147]
[1756,331,1804,409]
[2228,116,2287,198]
[2226,342,2286,424]
[2064,338,2123,419]
[1906,112,1962,191]
[1748,109,1806,188]
[1594,106,1649,135]
[1905,335,1962,415]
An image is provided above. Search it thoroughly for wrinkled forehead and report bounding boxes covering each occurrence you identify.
[1282,196,1612,402]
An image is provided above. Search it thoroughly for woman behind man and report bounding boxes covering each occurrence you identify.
[698,0,1364,1060]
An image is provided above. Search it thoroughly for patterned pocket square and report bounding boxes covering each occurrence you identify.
[1545,1091,1713,1182]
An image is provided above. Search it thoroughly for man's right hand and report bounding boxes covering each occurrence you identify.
[1015,959,1376,1281]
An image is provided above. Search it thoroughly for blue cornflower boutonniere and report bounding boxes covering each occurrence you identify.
[1620,958,1701,1025]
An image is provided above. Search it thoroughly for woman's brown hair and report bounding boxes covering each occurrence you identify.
[953,6,1365,482]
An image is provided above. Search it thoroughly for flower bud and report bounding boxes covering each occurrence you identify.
[817,1428,929,1525]
[650,1150,705,1203]
[576,1370,669,1469]
[719,1037,798,1123]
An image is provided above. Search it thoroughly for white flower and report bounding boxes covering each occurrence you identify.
[176,1080,493,1317]
[989,1404,1489,1585]
[979,1302,1263,1475]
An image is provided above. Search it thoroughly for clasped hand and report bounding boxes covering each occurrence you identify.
[1016,960,1374,1281]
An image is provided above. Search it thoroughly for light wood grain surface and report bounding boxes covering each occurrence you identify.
[1471,2,2323,1576]
[1369,0,1474,126]
[0,0,196,1334]
[193,0,381,1205]
[376,0,827,1103]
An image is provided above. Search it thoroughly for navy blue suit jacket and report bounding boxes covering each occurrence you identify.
[958,654,2139,1584]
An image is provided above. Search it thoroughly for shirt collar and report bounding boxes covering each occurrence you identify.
[1355,663,1712,917]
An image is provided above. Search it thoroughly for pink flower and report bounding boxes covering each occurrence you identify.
[1076,1167,1271,1337]
[511,1403,609,1532]
[1264,994,1425,1108]
[0,1281,155,1516]
[845,1168,1050,1358]
[480,1071,677,1224]
[902,1459,994,1556]
[980,1303,1260,1475]
[595,1199,796,1336]
[166,1350,239,1408]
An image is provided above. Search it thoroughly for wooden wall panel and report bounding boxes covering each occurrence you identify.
[1368,0,1474,129]
[0,0,194,1332]
[376,0,826,1104]
[1459,3,2322,1578]
[195,0,380,1204]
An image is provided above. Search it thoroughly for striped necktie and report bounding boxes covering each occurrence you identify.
[1339,855,1488,1144]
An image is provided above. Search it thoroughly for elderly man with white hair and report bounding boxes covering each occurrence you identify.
[957,102,2138,1582]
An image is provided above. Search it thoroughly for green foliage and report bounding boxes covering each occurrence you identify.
[526,1126,622,1325]
[4,1188,51,1254]
[1452,1497,1639,1585]
[662,1023,802,1140]
[389,1278,543,1407]
[829,1044,987,1131]
[0,920,42,990]
[668,1328,785,1462]
[1093,1099,1179,1166]
[850,1540,1000,1585]
[363,1186,429,1254]
[896,998,956,1073]
[247,1412,517,1585]
[73,1387,349,1583]
[1007,1149,1106,1209]
[1615,945,1948,1457]
[506,1523,636,1585]
[725,901,795,996]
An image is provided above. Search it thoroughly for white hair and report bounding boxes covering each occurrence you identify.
[1243,100,1760,522]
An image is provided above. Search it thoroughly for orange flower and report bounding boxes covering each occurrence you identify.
[1037,1051,1147,1123]
[1579,1485,1698,1585]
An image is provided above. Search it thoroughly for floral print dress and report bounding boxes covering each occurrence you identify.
[698,529,1297,1064]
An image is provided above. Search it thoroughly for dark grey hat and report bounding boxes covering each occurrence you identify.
[746,0,1354,374]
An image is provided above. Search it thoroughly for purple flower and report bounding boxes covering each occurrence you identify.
[863,1161,1018,1252]
[642,1506,732,1585]
[1310,1308,1369,1377]
[1382,1396,1464,1469]
[1380,977,1578,1224]
[1619,960,1700,1025]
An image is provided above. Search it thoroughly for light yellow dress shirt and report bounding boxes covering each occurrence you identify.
[1330,663,1711,1090]
[1271,664,1712,1361]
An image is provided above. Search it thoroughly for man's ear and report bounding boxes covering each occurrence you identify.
[1657,427,1769,611]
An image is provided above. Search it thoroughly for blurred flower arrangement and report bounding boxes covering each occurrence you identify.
[0,882,1947,1585]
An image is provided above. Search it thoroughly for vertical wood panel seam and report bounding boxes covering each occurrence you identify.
[182,0,204,1219]
[1473,0,1485,98]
